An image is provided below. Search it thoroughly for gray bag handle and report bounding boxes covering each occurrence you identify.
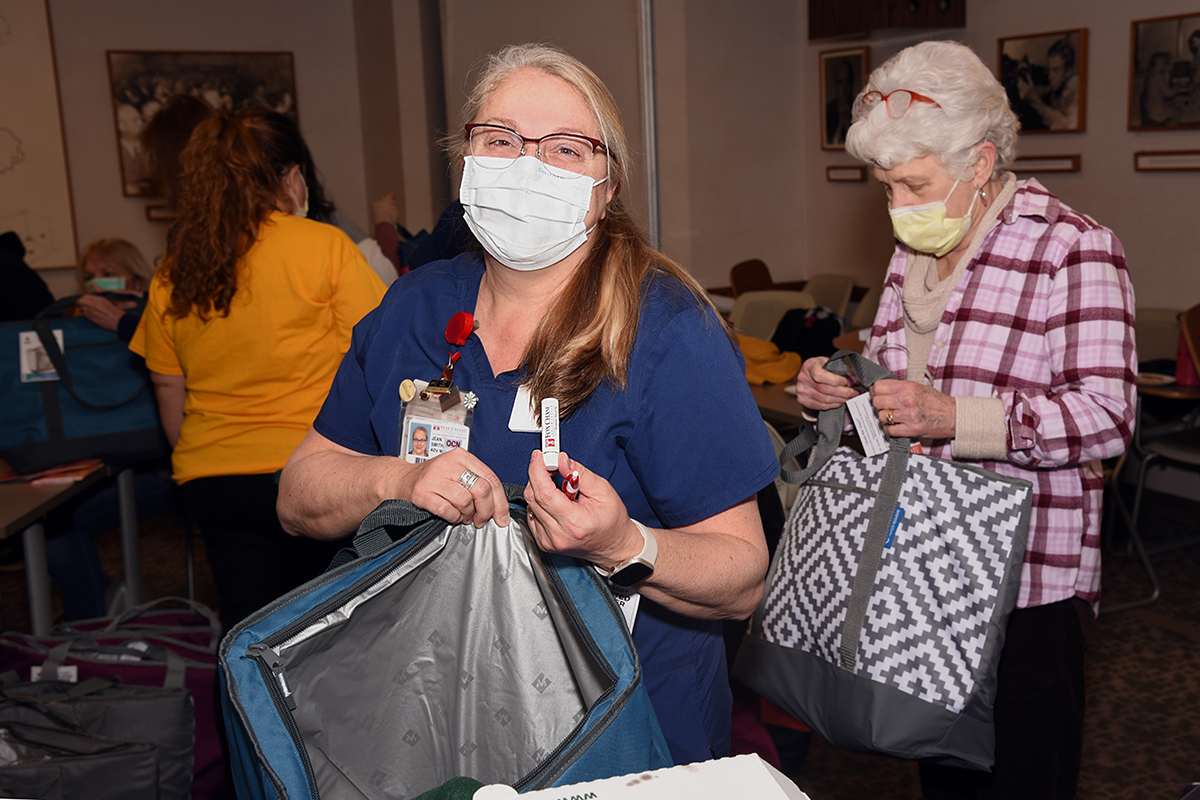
[41,638,187,689]
[776,350,914,672]
[338,482,528,563]
[102,595,222,652]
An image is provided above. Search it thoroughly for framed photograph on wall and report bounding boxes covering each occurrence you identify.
[998,29,1087,133]
[1128,14,1200,130]
[1,0,79,270]
[820,47,869,151]
[106,51,298,197]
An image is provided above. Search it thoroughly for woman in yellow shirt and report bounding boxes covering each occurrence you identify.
[131,108,386,631]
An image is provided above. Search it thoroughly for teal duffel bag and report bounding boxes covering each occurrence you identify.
[0,296,167,473]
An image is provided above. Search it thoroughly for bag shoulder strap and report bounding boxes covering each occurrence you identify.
[31,296,147,413]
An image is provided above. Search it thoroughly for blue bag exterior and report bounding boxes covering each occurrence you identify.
[219,497,671,799]
[0,314,165,472]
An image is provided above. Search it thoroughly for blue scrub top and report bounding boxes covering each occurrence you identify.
[314,252,778,764]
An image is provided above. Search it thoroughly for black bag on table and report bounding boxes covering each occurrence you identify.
[0,676,194,800]
[770,306,844,360]
[0,295,166,474]
[0,720,159,800]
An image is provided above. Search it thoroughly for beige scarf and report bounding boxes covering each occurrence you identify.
[903,172,1018,336]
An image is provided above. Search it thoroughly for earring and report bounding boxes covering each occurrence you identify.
[979,186,988,203]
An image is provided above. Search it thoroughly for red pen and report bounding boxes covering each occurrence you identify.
[562,470,580,500]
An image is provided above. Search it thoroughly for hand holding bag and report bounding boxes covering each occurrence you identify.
[733,351,1031,770]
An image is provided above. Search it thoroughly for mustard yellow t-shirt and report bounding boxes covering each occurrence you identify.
[130,212,387,483]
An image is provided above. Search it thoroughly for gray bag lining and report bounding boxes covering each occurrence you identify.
[271,517,608,800]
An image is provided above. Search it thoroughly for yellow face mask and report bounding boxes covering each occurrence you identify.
[888,180,978,257]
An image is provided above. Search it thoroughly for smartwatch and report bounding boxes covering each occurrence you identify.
[596,519,658,588]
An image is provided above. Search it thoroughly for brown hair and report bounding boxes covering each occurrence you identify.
[163,107,306,320]
[140,94,214,208]
[77,238,154,292]
[448,43,725,418]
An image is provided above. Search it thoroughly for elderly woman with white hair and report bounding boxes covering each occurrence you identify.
[796,41,1136,799]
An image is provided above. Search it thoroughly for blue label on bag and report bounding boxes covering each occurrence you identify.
[884,506,905,549]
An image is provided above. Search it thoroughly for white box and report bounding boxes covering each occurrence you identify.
[474,754,810,800]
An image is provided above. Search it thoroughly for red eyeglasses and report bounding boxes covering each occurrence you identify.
[856,89,941,119]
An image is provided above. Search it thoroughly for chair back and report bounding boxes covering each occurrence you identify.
[730,259,774,297]
[1135,307,1182,363]
[801,273,855,319]
[850,284,882,331]
[729,290,817,341]
[1183,303,1200,376]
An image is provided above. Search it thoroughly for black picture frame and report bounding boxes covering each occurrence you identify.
[998,29,1088,134]
[820,47,869,151]
[1128,14,1200,130]
[106,50,298,197]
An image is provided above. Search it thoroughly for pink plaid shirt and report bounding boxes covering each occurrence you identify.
[864,178,1137,609]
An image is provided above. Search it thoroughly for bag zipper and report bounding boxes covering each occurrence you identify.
[238,520,445,800]
[515,555,639,791]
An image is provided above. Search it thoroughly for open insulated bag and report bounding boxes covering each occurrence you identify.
[0,295,167,474]
[219,486,672,800]
[733,351,1032,771]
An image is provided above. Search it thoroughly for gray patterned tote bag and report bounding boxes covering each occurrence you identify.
[733,351,1031,771]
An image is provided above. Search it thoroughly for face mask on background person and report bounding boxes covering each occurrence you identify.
[888,179,979,257]
[290,169,309,219]
[460,155,606,271]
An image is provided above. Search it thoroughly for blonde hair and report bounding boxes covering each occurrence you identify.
[78,238,154,292]
[447,43,723,418]
[845,41,1019,180]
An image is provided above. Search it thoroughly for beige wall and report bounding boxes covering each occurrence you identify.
[439,0,647,229]
[802,0,1200,309]
[30,0,1199,311]
[42,0,369,297]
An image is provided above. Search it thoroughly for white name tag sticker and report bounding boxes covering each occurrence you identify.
[608,585,641,633]
[30,665,78,682]
[507,384,540,433]
[847,392,889,458]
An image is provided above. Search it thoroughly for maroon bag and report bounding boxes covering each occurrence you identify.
[0,598,227,800]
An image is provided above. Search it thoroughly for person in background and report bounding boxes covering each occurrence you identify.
[140,93,214,210]
[277,43,775,765]
[130,107,386,633]
[260,111,399,286]
[795,41,1136,799]
[0,230,54,322]
[75,238,155,341]
[1017,37,1079,130]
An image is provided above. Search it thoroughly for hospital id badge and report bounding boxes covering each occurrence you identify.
[399,379,475,464]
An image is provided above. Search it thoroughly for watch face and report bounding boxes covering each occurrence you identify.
[609,561,654,588]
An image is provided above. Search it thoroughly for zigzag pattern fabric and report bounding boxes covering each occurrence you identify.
[758,447,1029,713]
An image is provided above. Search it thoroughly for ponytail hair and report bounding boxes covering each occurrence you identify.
[163,107,305,320]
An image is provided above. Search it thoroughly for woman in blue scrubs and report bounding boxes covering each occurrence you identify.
[277,43,777,764]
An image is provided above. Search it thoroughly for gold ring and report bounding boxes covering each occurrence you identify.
[887,411,895,426]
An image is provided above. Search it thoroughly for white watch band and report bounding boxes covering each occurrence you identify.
[594,518,658,578]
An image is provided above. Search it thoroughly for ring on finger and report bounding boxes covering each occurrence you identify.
[886,411,895,426]
[458,469,480,490]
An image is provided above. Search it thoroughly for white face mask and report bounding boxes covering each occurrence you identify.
[460,155,605,271]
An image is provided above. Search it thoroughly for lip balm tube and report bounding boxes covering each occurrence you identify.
[541,397,560,471]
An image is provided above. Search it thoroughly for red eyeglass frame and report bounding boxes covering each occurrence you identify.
[859,89,941,118]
